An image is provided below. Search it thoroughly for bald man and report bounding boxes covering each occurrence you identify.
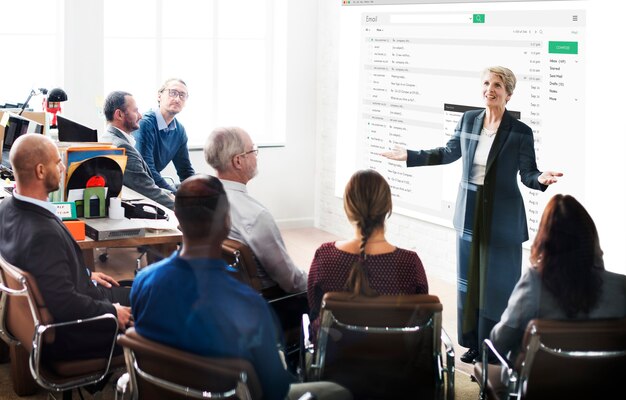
[0,133,132,361]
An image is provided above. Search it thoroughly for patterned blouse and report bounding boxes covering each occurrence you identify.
[307,242,429,336]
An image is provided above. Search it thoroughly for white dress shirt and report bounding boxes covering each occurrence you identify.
[13,190,59,218]
[469,127,497,185]
[221,179,307,293]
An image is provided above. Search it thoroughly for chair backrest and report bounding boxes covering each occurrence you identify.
[221,239,263,290]
[516,318,626,399]
[1,253,122,397]
[314,292,444,399]
[221,239,286,299]
[0,253,55,352]
[118,328,263,400]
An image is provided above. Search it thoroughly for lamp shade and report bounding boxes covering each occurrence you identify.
[48,88,68,102]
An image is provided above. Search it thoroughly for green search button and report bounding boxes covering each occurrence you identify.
[473,14,485,23]
[549,41,578,54]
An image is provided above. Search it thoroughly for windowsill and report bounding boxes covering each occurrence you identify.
[187,143,286,151]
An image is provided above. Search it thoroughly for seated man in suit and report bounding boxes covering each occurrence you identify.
[204,127,307,293]
[101,91,174,210]
[0,133,132,361]
[131,174,350,400]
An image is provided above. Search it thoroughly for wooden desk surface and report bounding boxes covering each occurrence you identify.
[77,228,182,250]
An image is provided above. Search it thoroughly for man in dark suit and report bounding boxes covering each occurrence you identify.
[101,91,174,209]
[0,133,132,361]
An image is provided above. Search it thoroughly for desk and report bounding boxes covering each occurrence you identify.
[78,186,181,269]
[0,183,182,269]
[78,228,181,269]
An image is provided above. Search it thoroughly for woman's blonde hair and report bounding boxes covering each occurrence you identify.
[483,66,516,96]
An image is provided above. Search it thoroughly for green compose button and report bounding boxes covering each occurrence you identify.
[549,41,578,54]
[473,14,485,23]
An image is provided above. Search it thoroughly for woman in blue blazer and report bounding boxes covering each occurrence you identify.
[383,66,562,363]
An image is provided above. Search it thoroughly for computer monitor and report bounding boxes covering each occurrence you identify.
[57,115,98,142]
[1,112,44,153]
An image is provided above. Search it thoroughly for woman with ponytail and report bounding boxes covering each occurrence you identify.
[307,169,429,339]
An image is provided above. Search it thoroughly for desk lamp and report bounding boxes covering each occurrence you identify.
[45,88,68,128]
[18,88,48,115]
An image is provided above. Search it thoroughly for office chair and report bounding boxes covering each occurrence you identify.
[301,292,455,400]
[221,238,286,298]
[473,318,626,399]
[115,327,262,399]
[0,253,123,399]
[221,238,308,371]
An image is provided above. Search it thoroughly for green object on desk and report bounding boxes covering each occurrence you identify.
[83,187,105,218]
[53,202,77,220]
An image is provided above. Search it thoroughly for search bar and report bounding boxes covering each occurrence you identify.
[390,13,475,24]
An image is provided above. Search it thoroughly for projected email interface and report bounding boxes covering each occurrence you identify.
[356,9,584,234]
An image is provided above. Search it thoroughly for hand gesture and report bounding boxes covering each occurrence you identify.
[538,171,563,185]
[91,271,120,288]
[113,303,133,331]
[381,145,408,161]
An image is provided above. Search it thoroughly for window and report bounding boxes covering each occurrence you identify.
[103,0,286,147]
[0,1,63,108]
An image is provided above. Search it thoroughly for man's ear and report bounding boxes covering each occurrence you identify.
[114,109,124,121]
[231,154,242,170]
[34,163,46,180]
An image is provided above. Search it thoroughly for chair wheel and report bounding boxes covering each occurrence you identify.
[99,253,108,262]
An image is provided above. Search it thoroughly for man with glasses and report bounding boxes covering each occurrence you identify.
[204,127,307,293]
[102,91,174,209]
[134,78,195,193]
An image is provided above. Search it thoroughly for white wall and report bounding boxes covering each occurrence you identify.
[62,0,104,131]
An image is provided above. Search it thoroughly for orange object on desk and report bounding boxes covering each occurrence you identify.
[63,220,86,241]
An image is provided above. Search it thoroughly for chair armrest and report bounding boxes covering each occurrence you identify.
[441,328,455,400]
[299,313,314,381]
[31,313,119,392]
[478,339,517,400]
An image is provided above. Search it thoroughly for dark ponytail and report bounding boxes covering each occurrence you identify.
[345,220,376,296]
[343,170,392,296]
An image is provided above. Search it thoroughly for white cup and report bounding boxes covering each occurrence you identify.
[108,197,124,219]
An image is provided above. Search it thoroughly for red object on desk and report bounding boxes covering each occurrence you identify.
[63,220,86,241]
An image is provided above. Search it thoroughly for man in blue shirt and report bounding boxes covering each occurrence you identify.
[130,175,351,400]
[133,78,195,192]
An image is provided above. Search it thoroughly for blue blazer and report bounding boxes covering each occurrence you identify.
[407,109,547,246]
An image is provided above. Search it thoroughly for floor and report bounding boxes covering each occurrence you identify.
[0,227,479,399]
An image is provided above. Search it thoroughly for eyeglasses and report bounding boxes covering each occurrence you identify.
[235,146,258,157]
[164,89,188,101]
